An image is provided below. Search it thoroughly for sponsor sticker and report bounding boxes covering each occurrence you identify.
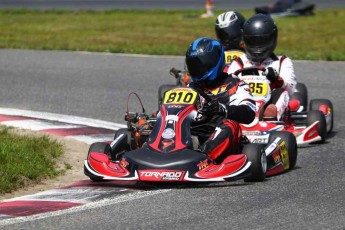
[120,158,129,168]
[139,170,184,181]
[197,159,209,170]
[251,138,268,143]
[279,141,290,170]
[162,128,175,139]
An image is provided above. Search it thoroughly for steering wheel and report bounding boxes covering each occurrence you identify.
[233,66,266,77]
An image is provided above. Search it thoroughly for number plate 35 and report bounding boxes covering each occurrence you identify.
[242,76,271,101]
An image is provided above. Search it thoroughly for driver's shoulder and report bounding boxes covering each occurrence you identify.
[223,73,242,87]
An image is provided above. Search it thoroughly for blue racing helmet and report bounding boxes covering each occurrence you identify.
[185,38,225,83]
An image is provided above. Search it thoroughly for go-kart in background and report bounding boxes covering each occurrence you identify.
[0,49,344,229]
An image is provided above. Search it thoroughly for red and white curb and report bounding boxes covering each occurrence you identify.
[0,108,165,223]
[0,108,127,144]
[0,181,170,225]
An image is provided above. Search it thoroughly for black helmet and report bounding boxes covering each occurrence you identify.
[185,38,224,84]
[215,11,245,50]
[242,14,278,62]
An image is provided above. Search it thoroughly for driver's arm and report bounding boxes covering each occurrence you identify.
[226,80,256,124]
[279,57,297,96]
[226,57,243,75]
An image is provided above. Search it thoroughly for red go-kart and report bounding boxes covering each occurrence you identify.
[232,67,333,145]
[84,87,297,183]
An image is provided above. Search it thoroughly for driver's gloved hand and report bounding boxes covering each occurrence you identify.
[169,67,182,79]
[200,100,227,117]
[264,67,279,83]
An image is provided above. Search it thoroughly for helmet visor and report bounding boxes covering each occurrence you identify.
[186,52,220,79]
[244,34,275,48]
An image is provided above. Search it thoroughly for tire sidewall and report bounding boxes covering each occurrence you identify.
[268,131,297,170]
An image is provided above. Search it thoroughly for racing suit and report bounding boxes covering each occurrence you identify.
[191,72,256,163]
[227,53,297,120]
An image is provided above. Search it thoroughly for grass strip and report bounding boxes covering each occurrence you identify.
[0,127,65,194]
[0,8,344,60]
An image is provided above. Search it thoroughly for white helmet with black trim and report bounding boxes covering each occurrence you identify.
[215,11,245,50]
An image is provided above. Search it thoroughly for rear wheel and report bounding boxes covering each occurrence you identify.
[294,83,308,111]
[290,92,306,112]
[307,110,327,144]
[268,131,297,170]
[158,84,176,109]
[243,144,267,182]
[310,99,333,134]
[86,142,112,182]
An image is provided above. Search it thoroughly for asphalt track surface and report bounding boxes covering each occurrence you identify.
[0,49,344,229]
[0,0,344,10]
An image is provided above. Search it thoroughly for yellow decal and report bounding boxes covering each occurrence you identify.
[210,88,219,95]
[163,88,198,105]
[279,141,290,170]
[247,82,269,96]
[224,50,245,64]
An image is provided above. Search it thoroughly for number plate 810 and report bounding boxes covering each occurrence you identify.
[163,88,198,105]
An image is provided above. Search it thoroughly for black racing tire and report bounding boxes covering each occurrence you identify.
[88,142,112,156]
[243,143,267,182]
[309,99,333,134]
[307,110,327,144]
[114,128,132,149]
[294,82,308,111]
[268,131,298,170]
[158,84,176,110]
[86,142,112,182]
[113,128,133,160]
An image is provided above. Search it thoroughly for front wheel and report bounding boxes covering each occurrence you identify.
[86,142,112,182]
[310,99,333,134]
[112,128,133,160]
[243,143,267,182]
[307,110,327,144]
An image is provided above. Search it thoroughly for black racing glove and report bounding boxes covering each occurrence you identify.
[264,67,279,83]
[200,100,228,117]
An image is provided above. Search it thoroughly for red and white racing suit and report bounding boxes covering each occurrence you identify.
[227,54,297,120]
[191,72,256,163]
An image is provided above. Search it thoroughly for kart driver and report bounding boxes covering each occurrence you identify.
[170,11,246,86]
[227,13,297,120]
[215,11,246,64]
[185,37,256,163]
